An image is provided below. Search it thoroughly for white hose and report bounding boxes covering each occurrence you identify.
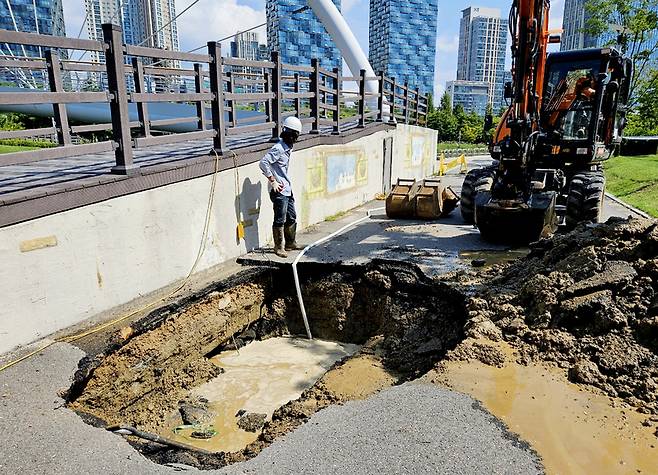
[292,206,386,339]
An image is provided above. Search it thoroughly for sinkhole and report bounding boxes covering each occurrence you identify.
[65,261,467,470]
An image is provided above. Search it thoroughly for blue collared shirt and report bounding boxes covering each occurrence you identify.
[259,139,293,196]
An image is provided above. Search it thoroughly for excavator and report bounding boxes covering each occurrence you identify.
[460,0,633,243]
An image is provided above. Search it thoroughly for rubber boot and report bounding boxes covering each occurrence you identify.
[272,226,288,258]
[284,223,302,251]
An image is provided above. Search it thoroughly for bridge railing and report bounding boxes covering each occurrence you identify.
[0,24,430,175]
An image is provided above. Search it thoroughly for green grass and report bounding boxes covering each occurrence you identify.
[604,154,658,217]
[437,142,487,151]
[0,144,39,154]
[325,210,348,222]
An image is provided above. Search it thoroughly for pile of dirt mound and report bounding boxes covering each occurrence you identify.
[456,217,658,415]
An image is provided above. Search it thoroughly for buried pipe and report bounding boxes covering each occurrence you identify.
[106,425,215,456]
[292,207,386,340]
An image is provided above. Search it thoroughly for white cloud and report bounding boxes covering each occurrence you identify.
[175,0,266,51]
[436,34,459,53]
[549,0,565,30]
[342,0,362,14]
[62,0,89,39]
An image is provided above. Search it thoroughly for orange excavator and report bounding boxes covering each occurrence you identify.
[460,0,632,243]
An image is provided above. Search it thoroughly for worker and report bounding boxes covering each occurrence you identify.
[259,116,304,258]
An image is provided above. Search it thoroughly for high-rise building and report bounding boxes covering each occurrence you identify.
[456,6,508,113]
[230,31,267,92]
[85,0,180,63]
[266,0,342,72]
[560,0,601,51]
[368,0,438,95]
[446,80,489,116]
[0,0,66,85]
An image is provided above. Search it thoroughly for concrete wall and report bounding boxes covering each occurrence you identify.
[0,124,438,354]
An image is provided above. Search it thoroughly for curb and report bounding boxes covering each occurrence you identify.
[605,192,651,219]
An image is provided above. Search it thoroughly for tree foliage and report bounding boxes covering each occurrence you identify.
[584,0,658,108]
[426,91,497,144]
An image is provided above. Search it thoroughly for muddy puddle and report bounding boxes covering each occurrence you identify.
[167,337,359,453]
[432,341,658,475]
[458,248,529,267]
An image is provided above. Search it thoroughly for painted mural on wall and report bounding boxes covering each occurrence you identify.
[405,129,433,172]
[305,147,367,199]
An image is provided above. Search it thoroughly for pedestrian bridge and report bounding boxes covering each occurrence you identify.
[0,25,437,354]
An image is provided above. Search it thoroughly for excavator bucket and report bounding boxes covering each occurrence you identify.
[386,178,459,220]
[386,178,418,218]
[475,191,558,244]
[415,178,459,219]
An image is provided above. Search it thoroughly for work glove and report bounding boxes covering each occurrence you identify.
[270,179,284,193]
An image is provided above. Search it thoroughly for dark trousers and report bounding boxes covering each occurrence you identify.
[270,191,297,227]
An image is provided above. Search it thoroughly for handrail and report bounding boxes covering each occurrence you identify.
[0,24,431,173]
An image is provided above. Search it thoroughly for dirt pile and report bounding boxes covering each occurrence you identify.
[452,217,658,415]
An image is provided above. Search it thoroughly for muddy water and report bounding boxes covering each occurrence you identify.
[458,248,529,267]
[433,343,658,475]
[168,337,359,453]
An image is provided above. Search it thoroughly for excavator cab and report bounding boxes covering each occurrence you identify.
[538,48,632,168]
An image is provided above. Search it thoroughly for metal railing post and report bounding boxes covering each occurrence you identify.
[45,49,71,146]
[389,77,397,125]
[332,66,340,135]
[194,63,207,131]
[377,71,385,122]
[294,72,302,118]
[415,88,420,125]
[264,71,272,125]
[404,82,410,124]
[102,23,137,175]
[227,71,237,128]
[208,41,227,154]
[270,51,282,141]
[132,57,151,137]
[309,58,320,134]
[358,68,366,128]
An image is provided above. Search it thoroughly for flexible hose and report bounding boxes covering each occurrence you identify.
[292,206,386,339]
[0,150,222,373]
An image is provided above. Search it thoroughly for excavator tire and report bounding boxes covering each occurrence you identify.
[565,171,606,229]
[460,167,496,224]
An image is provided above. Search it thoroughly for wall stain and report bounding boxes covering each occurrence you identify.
[19,236,58,253]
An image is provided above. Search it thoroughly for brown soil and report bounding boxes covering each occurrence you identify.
[67,217,658,471]
[450,218,658,417]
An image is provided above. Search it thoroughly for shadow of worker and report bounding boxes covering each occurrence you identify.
[235,177,262,251]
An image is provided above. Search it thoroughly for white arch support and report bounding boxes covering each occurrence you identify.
[306,0,380,107]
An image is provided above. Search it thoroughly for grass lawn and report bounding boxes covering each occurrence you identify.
[437,142,487,152]
[0,144,39,154]
[605,154,658,217]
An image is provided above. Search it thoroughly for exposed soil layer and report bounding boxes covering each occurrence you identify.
[448,217,658,417]
[67,261,466,470]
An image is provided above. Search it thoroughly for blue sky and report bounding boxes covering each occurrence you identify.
[62,0,566,97]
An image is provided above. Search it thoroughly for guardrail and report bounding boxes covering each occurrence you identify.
[0,23,430,174]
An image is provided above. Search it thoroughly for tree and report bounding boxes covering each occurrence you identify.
[440,92,452,113]
[584,0,658,109]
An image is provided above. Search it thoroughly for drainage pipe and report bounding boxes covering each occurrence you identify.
[106,424,215,456]
[292,206,386,339]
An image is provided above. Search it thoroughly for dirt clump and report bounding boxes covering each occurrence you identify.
[452,217,658,415]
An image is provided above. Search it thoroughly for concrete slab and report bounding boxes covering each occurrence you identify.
[239,156,646,276]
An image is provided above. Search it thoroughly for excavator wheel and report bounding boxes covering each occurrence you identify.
[565,171,606,229]
[460,167,496,224]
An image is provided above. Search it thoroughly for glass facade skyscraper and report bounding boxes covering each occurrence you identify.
[456,6,508,113]
[446,80,490,117]
[266,0,342,71]
[368,0,438,95]
[0,0,65,55]
[0,0,66,86]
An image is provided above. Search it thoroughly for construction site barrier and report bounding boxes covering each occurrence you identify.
[438,152,468,176]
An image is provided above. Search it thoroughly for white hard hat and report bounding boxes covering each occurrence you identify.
[283,116,303,133]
